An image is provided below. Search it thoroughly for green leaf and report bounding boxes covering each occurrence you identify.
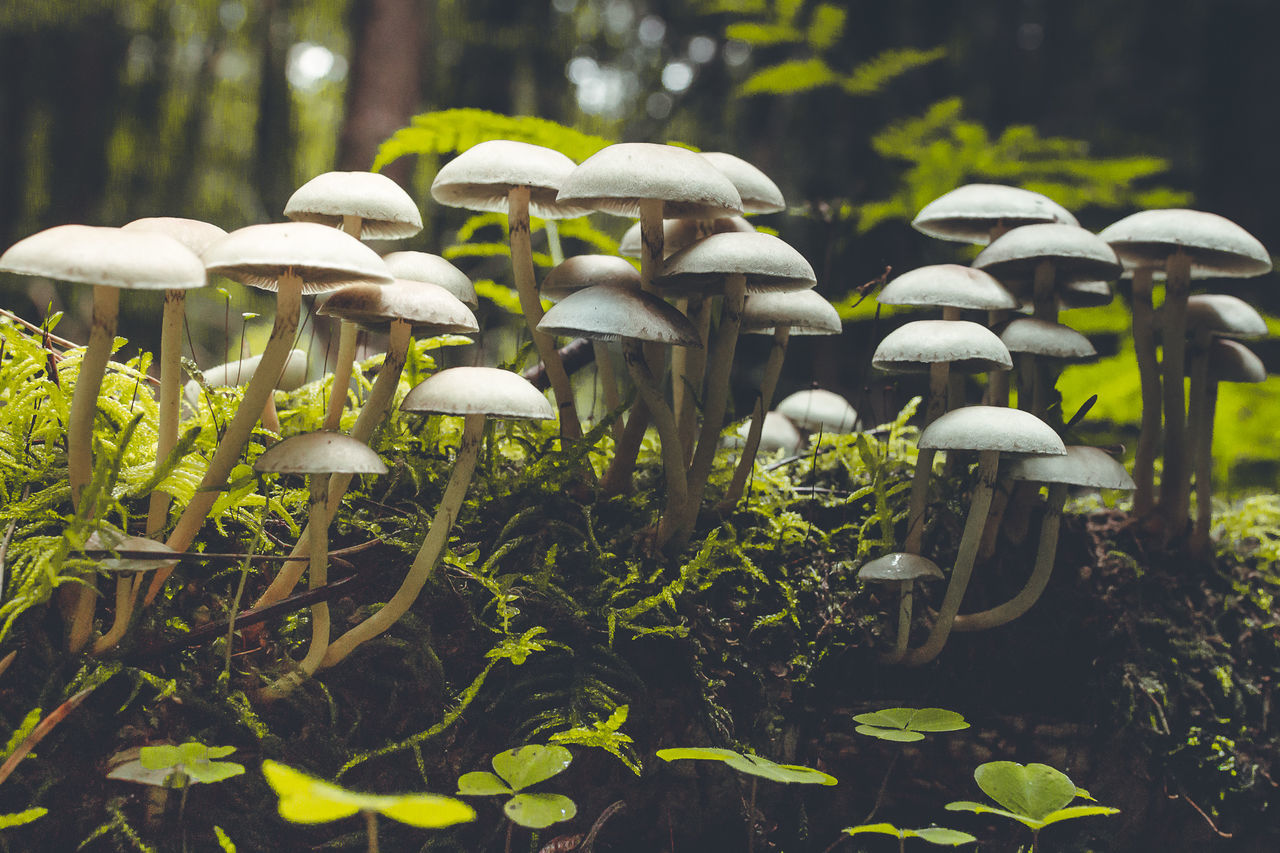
[213,826,236,852]
[906,708,971,733]
[844,824,975,845]
[657,747,836,785]
[852,708,917,730]
[738,58,840,96]
[491,745,573,791]
[377,795,478,828]
[0,808,46,829]
[724,21,802,46]
[854,725,924,742]
[844,823,902,838]
[262,760,474,828]
[183,759,245,785]
[503,793,577,829]
[456,771,513,797]
[974,761,1077,821]
[806,5,847,50]
[945,800,1040,829]
[853,707,969,741]
[1038,804,1121,826]
[840,46,946,95]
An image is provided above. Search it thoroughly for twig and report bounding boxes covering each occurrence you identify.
[1171,784,1233,838]
[0,685,97,786]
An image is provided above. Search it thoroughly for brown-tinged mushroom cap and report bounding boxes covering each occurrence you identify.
[85,531,181,574]
[774,388,858,433]
[973,223,1122,284]
[318,280,479,334]
[401,366,555,419]
[1098,209,1271,277]
[254,430,388,475]
[122,217,228,256]
[700,151,785,214]
[999,317,1097,360]
[878,264,1017,311]
[917,405,1066,455]
[858,552,945,583]
[0,224,206,291]
[537,282,702,346]
[619,216,754,258]
[1206,338,1268,383]
[556,142,743,219]
[1006,445,1135,490]
[430,140,590,219]
[202,222,393,294]
[912,184,1078,244]
[657,231,816,296]
[872,319,1012,373]
[740,289,842,335]
[542,254,640,301]
[381,250,477,309]
[1182,293,1269,339]
[284,171,423,239]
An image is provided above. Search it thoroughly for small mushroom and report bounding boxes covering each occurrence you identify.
[859,552,944,659]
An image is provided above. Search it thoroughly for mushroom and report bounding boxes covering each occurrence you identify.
[183,348,310,432]
[320,367,553,668]
[911,184,1078,245]
[84,531,181,655]
[997,317,1097,417]
[858,552,944,659]
[254,431,387,686]
[381,251,478,310]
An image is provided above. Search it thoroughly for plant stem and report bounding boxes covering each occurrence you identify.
[747,777,757,853]
[862,749,901,824]
[365,810,379,853]
[721,325,789,510]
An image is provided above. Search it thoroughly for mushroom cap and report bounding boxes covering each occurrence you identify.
[1058,279,1114,309]
[401,366,555,420]
[284,171,423,239]
[918,406,1066,455]
[619,216,754,258]
[202,222,394,294]
[381,251,477,309]
[1182,293,1268,339]
[735,411,805,453]
[999,317,1097,360]
[1097,209,1271,277]
[85,531,181,574]
[184,348,308,405]
[912,184,1078,244]
[872,320,1013,373]
[657,232,816,296]
[557,142,743,219]
[253,430,388,476]
[774,388,858,433]
[1006,445,1135,490]
[700,151,785,214]
[122,217,228,255]
[537,282,702,346]
[430,140,589,219]
[542,254,640,301]
[740,289,842,336]
[877,264,1017,311]
[858,552,945,583]
[973,223,1122,284]
[318,280,479,333]
[0,224,207,291]
[1206,338,1268,383]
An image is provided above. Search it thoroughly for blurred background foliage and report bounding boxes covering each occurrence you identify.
[1,0,1276,489]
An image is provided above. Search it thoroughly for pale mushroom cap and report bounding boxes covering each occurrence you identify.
[1006,445,1135,490]
[1183,294,1268,339]
[122,217,228,256]
[430,140,590,219]
[1058,279,1114,309]
[184,348,308,405]
[557,142,743,219]
[202,222,394,294]
[741,289,842,336]
[0,224,206,291]
[619,216,755,258]
[254,430,388,476]
[401,366,555,420]
[284,171,423,239]
[1207,338,1268,383]
[912,184,1078,244]
[858,552,945,583]
[657,231,816,296]
[737,411,805,453]
[872,320,1013,373]
[537,282,702,346]
[973,223,1122,284]
[1098,209,1271,277]
[318,280,479,333]
[918,406,1066,455]
[877,264,1017,311]
[542,254,640,300]
[1000,317,1096,360]
[381,251,477,309]
[774,388,858,433]
[700,151,785,214]
[85,531,181,574]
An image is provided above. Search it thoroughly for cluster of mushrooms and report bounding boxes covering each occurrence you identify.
[0,139,1269,680]
[859,183,1271,665]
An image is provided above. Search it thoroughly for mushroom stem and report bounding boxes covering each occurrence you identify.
[1158,250,1193,528]
[66,284,120,652]
[953,482,1066,632]
[894,578,914,659]
[90,576,136,656]
[1130,268,1161,515]
[984,309,1012,406]
[321,413,486,669]
[508,186,581,441]
[1189,377,1219,557]
[903,363,949,555]
[1179,325,1213,539]
[147,271,304,604]
[676,295,711,462]
[622,338,687,548]
[253,320,411,610]
[297,474,333,675]
[1029,259,1058,419]
[897,449,1000,666]
[720,325,790,510]
[593,341,625,442]
[146,288,186,536]
[942,306,965,412]
[324,320,360,431]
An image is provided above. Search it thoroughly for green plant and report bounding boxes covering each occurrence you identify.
[458,744,577,852]
[843,822,975,851]
[853,708,970,823]
[262,759,474,853]
[945,761,1118,851]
